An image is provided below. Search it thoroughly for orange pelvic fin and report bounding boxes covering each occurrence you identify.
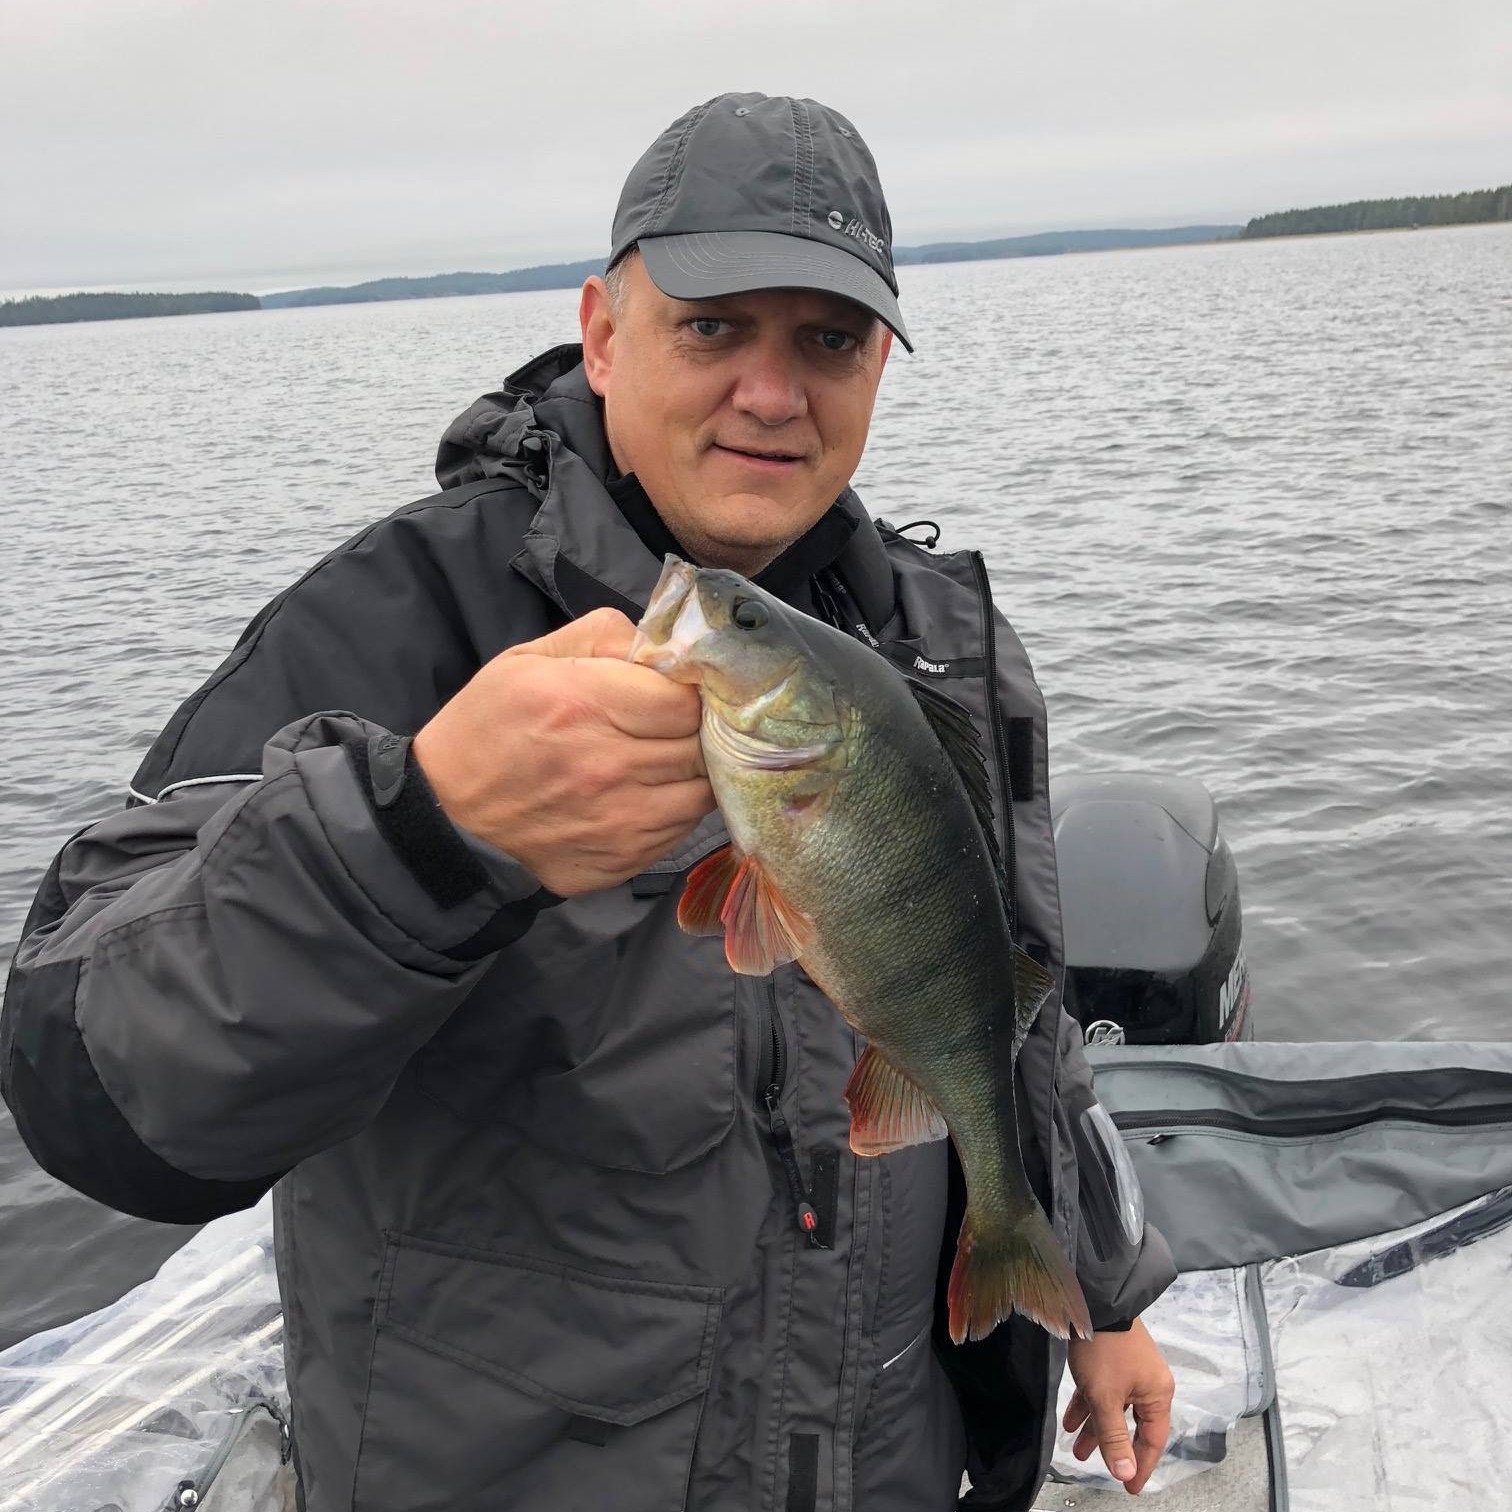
[845,1044,949,1155]
[946,1202,1093,1345]
[678,844,812,975]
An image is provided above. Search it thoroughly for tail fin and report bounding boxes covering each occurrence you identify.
[946,1201,1093,1344]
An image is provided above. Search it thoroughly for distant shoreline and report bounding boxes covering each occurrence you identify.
[0,226,1240,329]
[1240,183,1510,240]
[5,179,1508,329]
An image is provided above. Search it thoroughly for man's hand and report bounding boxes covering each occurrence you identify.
[1062,1318,1174,1495]
[412,608,715,897]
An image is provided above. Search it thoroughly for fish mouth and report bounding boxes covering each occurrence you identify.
[628,556,703,675]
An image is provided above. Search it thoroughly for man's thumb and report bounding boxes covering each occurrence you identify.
[1093,1402,1136,1483]
[503,607,638,661]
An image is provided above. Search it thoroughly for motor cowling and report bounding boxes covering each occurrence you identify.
[1049,773,1250,1045]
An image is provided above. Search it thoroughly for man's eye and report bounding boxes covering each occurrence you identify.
[690,317,727,337]
[817,329,859,353]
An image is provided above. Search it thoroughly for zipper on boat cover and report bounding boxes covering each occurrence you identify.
[1113,1102,1512,1140]
[1097,1059,1512,1107]
[760,981,823,1245]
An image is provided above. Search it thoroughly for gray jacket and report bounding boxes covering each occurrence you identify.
[2,346,1173,1512]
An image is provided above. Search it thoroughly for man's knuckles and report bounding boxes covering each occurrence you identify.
[503,607,637,661]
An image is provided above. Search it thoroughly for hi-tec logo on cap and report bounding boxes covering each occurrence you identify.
[826,209,886,255]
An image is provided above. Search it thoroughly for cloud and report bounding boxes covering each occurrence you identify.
[4,0,1508,291]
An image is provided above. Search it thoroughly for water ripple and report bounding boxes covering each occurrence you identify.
[1,223,1509,1336]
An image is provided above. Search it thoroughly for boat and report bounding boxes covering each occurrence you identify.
[2,775,1507,1511]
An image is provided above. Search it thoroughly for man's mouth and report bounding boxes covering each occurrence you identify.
[713,443,805,469]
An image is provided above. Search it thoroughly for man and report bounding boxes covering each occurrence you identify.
[2,94,1175,1510]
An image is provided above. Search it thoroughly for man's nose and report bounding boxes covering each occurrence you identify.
[730,342,808,426]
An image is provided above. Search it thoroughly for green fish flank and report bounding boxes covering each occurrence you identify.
[631,556,1092,1344]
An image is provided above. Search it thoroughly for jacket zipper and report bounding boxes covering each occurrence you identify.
[969,551,1017,939]
[1114,1102,1512,1139]
[760,982,820,1242]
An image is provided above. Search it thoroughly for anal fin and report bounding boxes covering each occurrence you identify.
[845,1044,949,1156]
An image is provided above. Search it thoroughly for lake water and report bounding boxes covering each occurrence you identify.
[2,222,1509,1345]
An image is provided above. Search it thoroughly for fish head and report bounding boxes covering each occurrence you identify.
[630,555,849,786]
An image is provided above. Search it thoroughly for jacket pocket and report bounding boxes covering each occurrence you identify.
[852,1328,965,1510]
[351,1234,723,1512]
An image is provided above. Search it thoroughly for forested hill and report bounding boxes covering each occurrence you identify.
[1242,183,1511,239]
[258,260,605,308]
[0,290,258,326]
[895,225,1236,263]
[257,228,1240,308]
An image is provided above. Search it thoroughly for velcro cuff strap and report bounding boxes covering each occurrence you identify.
[346,735,491,911]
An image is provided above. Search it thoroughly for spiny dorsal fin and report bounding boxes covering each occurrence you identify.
[904,678,1008,886]
[907,679,1044,1048]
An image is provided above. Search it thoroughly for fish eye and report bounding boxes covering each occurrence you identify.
[732,598,768,630]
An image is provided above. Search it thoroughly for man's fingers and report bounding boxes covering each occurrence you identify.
[1127,1398,1173,1494]
[503,607,639,661]
[1087,1396,1138,1484]
[576,659,704,740]
[1062,1389,1090,1435]
[631,736,709,786]
[643,778,717,832]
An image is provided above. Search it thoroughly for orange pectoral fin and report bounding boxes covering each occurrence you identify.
[678,845,813,974]
[844,1044,950,1156]
[678,845,741,937]
[721,854,813,975]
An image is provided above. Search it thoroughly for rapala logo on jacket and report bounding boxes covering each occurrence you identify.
[826,209,886,256]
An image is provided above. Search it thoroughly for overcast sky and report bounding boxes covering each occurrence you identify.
[4,0,1509,296]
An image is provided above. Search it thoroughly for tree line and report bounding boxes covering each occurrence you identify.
[1242,184,1512,239]
[0,290,259,327]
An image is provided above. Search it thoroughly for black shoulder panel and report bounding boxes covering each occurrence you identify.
[2,956,278,1223]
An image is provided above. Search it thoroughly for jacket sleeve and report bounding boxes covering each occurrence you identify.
[985,603,1176,1327]
[2,711,552,1222]
[1054,1006,1176,1329]
[2,490,556,1223]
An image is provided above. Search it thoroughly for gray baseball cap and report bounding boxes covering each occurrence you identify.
[610,93,912,352]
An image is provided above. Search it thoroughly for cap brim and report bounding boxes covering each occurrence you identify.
[638,230,912,352]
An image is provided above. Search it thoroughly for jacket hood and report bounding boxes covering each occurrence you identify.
[435,344,610,493]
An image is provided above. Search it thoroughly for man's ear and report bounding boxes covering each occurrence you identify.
[580,277,615,397]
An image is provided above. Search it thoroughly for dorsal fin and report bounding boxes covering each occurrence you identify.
[1011,944,1056,1050]
[905,679,1006,884]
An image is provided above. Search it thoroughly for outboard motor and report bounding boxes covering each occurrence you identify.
[1050,773,1250,1044]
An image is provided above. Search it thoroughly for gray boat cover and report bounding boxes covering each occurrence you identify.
[1039,1040,1512,1511]
[5,1041,1511,1511]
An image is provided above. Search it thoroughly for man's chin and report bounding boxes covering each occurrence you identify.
[682,490,830,574]
[716,490,826,542]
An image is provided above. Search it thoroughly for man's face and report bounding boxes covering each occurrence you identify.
[580,253,893,576]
